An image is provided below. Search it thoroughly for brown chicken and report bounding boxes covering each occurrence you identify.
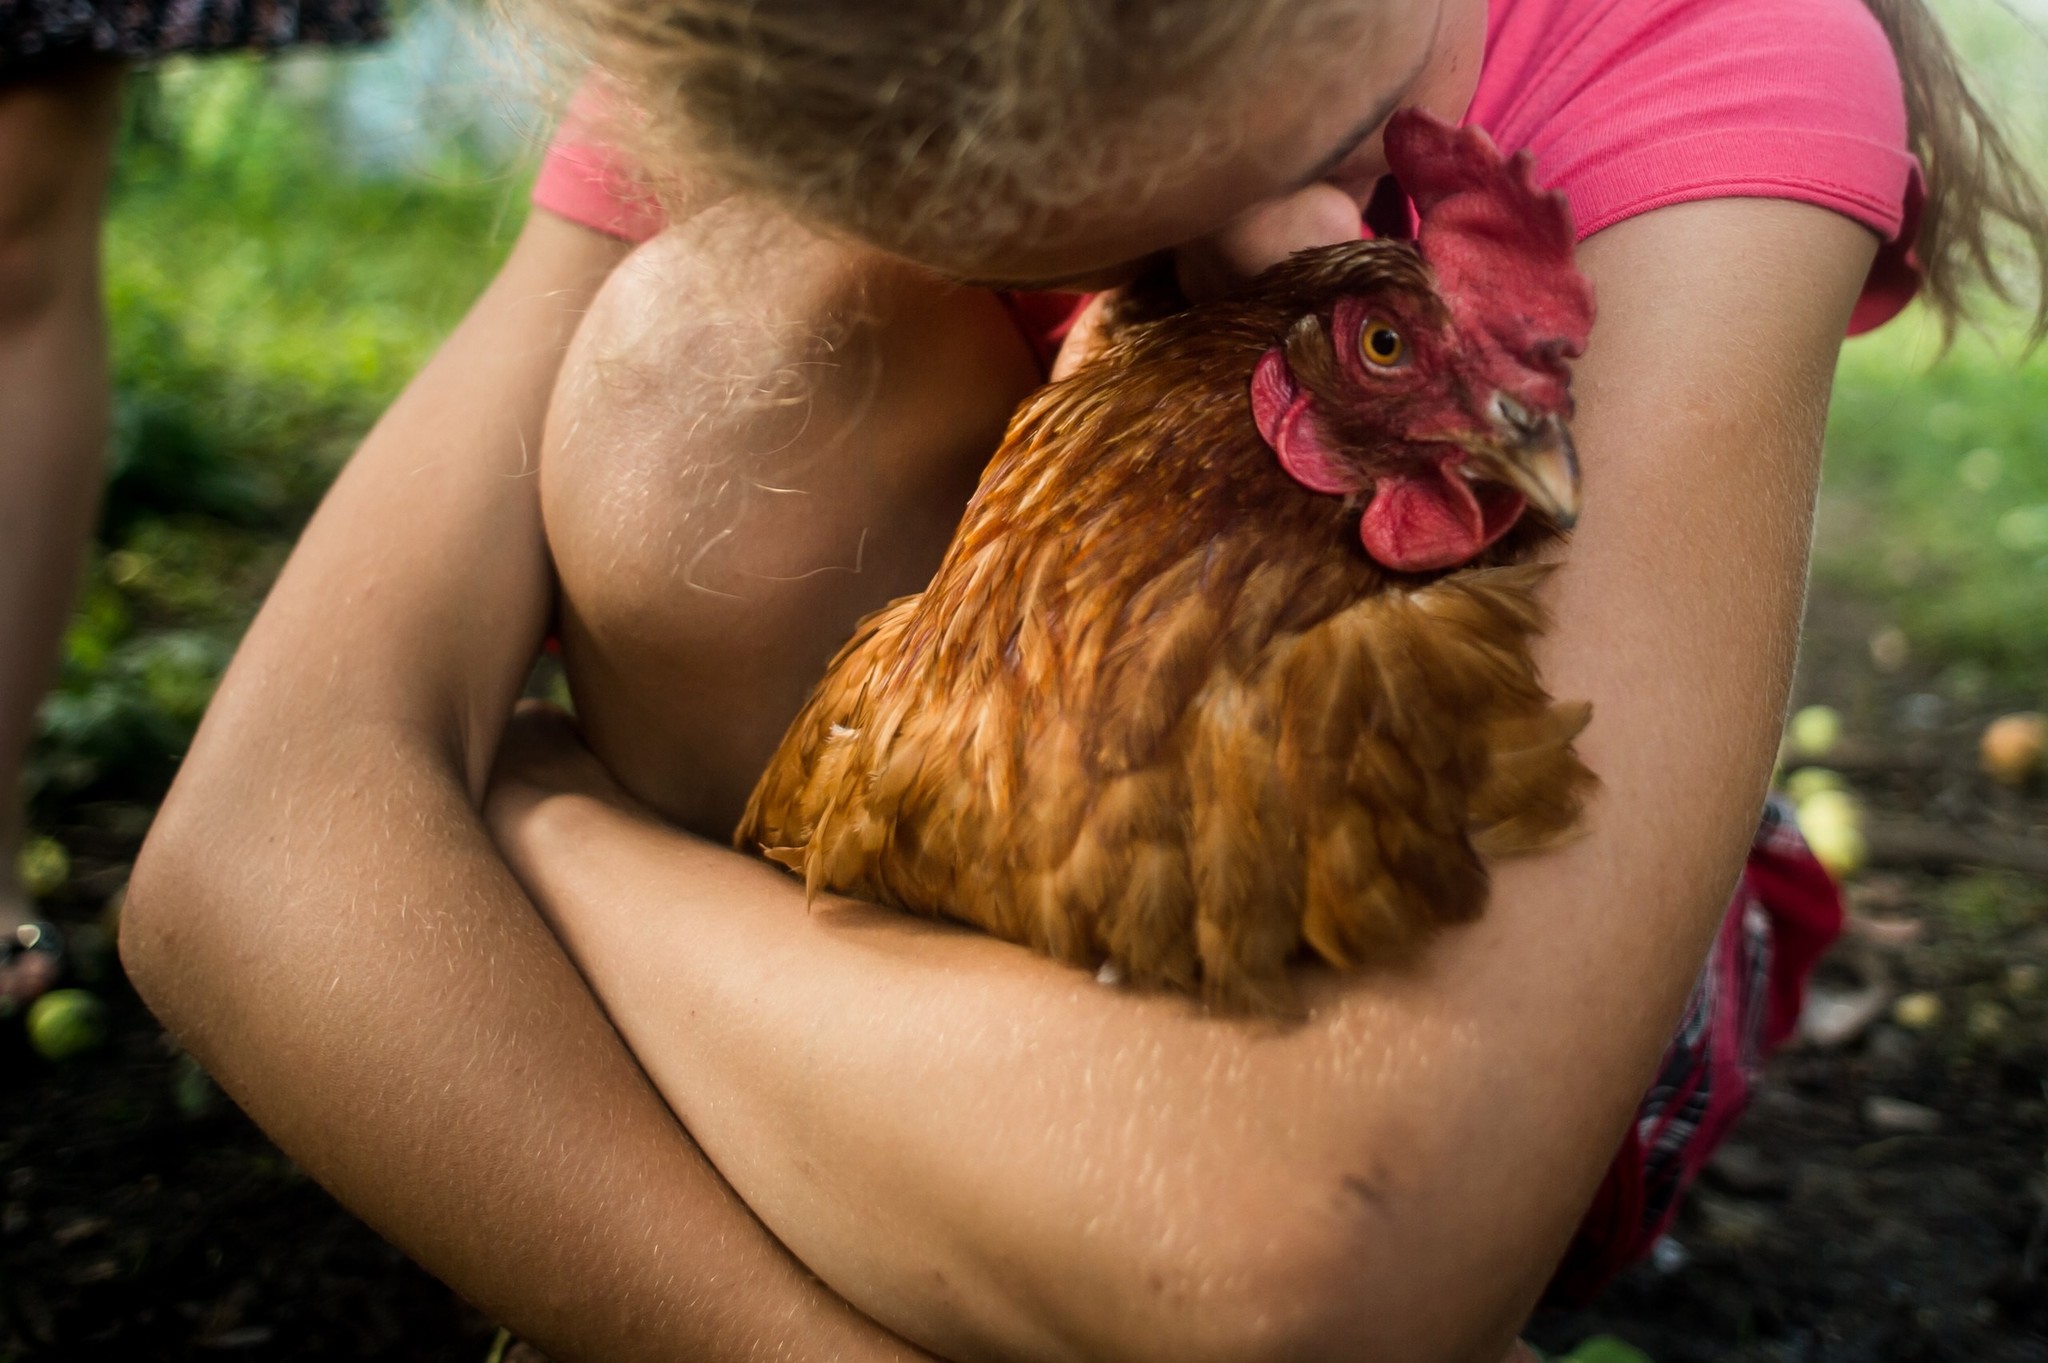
[739,110,1598,1012]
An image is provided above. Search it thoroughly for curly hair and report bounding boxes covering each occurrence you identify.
[1862,0,2048,341]
[524,0,1359,263]
[531,0,2046,336]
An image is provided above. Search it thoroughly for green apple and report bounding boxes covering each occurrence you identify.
[15,837,68,899]
[26,989,108,1062]
[1786,704,1843,760]
[1794,788,1866,879]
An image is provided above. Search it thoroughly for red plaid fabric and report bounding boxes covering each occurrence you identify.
[1546,796,1844,1303]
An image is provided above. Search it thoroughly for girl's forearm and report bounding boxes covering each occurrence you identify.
[498,781,1577,1363]
[131,746,925,1363]
[121,212,927,1363]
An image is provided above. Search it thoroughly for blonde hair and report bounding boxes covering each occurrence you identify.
[536,0,2046,333]
[1861,0,2048,341]
[529,0,1344,263]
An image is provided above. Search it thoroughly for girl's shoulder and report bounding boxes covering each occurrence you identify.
[1475,0,1922,331]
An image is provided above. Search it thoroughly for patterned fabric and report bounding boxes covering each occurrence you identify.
[1634,873,1773,1230]
[1546,797,1845,1305]
[0,0,383,75]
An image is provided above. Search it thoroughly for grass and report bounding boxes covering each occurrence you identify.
[1804,0,2048,699]
[1820,313,2048,694]
[28,49,525,812]
[107,51,526,518]
[1808,0,2048,698]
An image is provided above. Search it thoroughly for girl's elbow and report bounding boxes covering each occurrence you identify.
[118,796,231,1025]
[1114,1169,1526,1363]
[1194,1223,1416,1363]
[119,758,299,1036]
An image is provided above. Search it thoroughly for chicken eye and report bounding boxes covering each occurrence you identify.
[1360,322,1406,369]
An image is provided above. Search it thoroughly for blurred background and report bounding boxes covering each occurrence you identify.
[2,0,2046,1357]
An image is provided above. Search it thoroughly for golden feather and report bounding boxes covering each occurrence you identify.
[735,240,1594,1013]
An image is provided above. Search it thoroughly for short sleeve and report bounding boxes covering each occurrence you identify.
[1469,0,1923,332]
[531,82,668,245]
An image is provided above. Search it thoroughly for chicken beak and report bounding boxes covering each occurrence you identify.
[1483,394,1580,530]
[1502,420,1579,529]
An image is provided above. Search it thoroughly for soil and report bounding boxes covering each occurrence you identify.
[3,584,2044,1363]
[1528,898,2048,1363]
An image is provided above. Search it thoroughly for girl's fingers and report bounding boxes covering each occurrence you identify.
[1177,181,1365,299]
[486,704,618,815]
[1046,179,1371,384]
[1048,292,1114,382]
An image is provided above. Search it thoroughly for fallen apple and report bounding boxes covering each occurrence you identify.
[1980,711,2044,787]
[1786,704,1844,760]
[25,989,108,1062]
[1783,767,1847,804]
[15,837,68,899]
[1795,787,1866,879]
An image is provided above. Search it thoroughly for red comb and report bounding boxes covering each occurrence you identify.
[1383,109,1595,363]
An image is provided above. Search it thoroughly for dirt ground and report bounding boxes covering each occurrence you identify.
[1529,596,2048,1362]
[1529,887,2048,1363]
[3,586,2044,1362]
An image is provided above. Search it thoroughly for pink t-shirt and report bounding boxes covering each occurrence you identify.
[531,82,668,244]
[532,0,1922,337]
[1471,0,1920,332]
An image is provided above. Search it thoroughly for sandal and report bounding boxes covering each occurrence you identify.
[0,918,64,1018]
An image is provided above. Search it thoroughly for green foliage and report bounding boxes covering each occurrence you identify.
[1553,1338,1655,1363]
[1936,869,2048,938]
[107,53,523,524]
[1809,0,2048,695]
[1819,315,2048,690]
[27,51,519,812]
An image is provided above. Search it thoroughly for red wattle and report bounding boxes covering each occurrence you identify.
[1250,348,1357,496]
[1359,458,1526,572]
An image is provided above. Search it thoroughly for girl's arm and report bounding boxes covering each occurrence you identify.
[487,197,1879,1363]
[118,210,928,1363]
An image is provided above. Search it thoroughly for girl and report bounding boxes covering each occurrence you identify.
[122,0,2044,1358]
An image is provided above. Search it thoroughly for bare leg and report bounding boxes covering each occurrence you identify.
[0,60,124,1005]
[543,201,1042,837]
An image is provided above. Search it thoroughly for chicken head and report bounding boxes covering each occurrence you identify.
[1249,108,1596,573]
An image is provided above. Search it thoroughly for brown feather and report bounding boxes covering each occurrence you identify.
[734,238,1594,1014]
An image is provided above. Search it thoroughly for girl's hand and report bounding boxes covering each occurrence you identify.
[487,691,1561,1363]
[488,702,621,816]
[485,701,643,901]
[1047,291,1114,381]
[1050,180,1368,380]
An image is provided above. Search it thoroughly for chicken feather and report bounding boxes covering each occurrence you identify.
[740,111,1597,1012]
